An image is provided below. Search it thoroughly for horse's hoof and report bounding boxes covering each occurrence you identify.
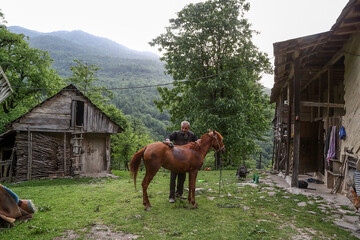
[145,207,151,211]
[191,203,198,209]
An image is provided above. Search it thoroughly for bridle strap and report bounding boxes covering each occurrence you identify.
[213,135,224,152]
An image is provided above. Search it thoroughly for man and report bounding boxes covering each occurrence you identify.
[165,121,198,203]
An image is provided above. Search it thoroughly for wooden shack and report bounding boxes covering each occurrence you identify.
[0,84,123,182]
[270,0,360,194]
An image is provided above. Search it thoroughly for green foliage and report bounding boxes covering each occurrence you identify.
[101,104,128,130]
[0,18,64,133]
[150,0,273,165]
[111,115,154,170]
[66,59,113,106]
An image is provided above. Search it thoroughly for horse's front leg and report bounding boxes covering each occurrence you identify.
[188,170,198,208]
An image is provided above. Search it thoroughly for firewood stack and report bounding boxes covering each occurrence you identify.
[14,132,70,181]
[56,144,72,175]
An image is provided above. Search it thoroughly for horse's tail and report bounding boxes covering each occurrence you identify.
[129,146,146,191]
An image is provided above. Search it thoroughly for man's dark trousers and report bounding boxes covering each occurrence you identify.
[169,171,186,199]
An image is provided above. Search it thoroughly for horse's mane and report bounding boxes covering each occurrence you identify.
[188,141,201,151]
[200,131,224,140]
[183,130,222,151]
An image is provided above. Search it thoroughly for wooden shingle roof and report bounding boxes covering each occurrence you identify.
[270,0,360,103]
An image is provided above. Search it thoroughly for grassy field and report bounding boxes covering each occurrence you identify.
[0,170,357,240]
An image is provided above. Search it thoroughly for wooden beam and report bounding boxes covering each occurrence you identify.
[27,128,32,181]
[64,133,67,176]
[9,148,15,182]
[328,65,334,117]
[343,16,360,25]
[318,75,322,118]
[106,135,111,172]
[300,101,344,108]
[275,39,328,56]
[300,48,345,92]
[334,26,357,35]
[292,51,300,188]
[285,80,292,177]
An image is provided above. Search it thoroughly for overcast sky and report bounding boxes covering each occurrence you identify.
[1,0,349,88]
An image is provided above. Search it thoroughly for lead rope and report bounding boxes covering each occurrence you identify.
[218,153,227,196]
[214,135,225,196]
[218,157,222,197]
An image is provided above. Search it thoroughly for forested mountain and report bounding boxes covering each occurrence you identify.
[9,26,172,140]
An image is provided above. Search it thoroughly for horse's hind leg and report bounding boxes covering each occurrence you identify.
[142,166,160,211]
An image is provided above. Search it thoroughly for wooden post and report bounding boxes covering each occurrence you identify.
[258,152,262,169]
[271,136,275,169]
[214,152,218,170]
[318,74,323,118]
[27,128,33,181]
[9,148,15,182]
[291,51,300,188]
[64,132,67,175]
[310,83,314,122]
[286,81,293,176]
[328,66,333,119]
[106,135,111,172]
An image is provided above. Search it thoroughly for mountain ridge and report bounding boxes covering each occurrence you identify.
[9,26,159,60]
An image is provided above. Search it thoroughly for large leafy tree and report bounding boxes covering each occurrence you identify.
[110,115,153,170]
[0,10,63,132]
[66,59,113,106]
[150,0,273,165]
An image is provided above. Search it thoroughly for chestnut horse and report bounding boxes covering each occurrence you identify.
[130,130,225,210]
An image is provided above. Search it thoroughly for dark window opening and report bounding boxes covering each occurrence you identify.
[76,101,84,126]
[2,150,12,161]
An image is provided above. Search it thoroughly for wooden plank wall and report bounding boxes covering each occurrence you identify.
[85,105,118,133]
[13,92,72,131]
[12,90,119,134]
[343,32,360,156]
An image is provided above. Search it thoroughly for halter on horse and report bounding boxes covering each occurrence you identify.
[130,129,225,210]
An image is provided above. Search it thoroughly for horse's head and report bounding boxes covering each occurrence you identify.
[209,129,225,153]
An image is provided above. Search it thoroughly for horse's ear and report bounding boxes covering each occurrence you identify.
[209,129,212,133]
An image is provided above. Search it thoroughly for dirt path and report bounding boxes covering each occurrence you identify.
[263,171,360,239]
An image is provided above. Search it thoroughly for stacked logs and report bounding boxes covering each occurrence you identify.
[14,132,71,181]
[56,144,72,175]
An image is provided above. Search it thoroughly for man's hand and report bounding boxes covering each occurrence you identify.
[163,139,174,148]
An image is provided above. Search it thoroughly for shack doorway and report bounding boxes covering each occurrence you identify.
[299,121,323,174]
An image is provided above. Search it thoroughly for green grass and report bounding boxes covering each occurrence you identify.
[0,170,357,240]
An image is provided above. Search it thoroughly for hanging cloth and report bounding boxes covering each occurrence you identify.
[324,127,332,160]
[326,126,337,164]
